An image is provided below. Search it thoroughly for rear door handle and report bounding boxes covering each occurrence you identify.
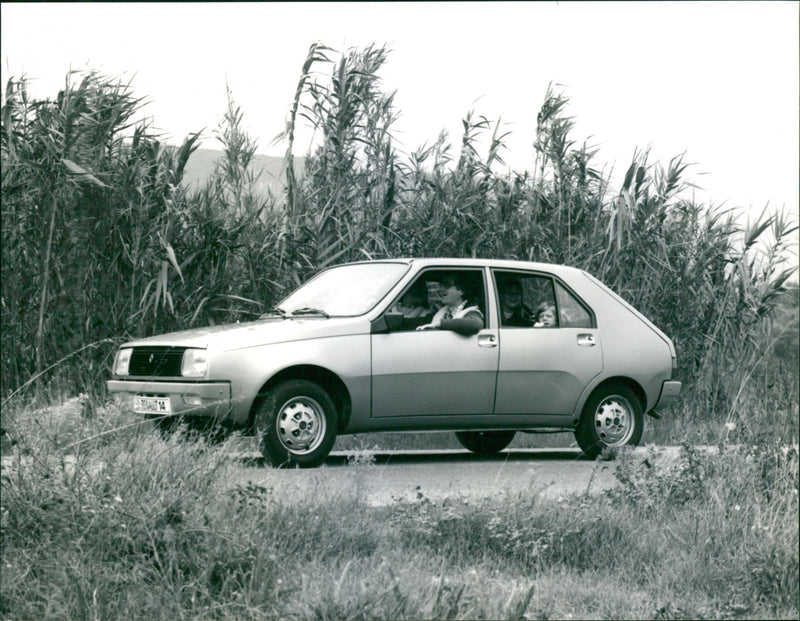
[577,333,595,347]
[478,333,498,348]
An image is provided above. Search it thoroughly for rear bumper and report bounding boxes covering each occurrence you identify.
[653,380,681,410]
[107,380,231,420]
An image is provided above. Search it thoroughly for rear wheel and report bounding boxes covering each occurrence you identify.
[575,384,643,458]
[455,430,516,455]
[254,380,337,468]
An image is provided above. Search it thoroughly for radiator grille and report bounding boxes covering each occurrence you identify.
[128,346,186,377]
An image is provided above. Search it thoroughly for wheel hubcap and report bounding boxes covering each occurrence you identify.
[277,397,326,455]
[594,396,634,446]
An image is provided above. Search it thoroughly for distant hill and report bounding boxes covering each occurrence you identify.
[181,148,304,197]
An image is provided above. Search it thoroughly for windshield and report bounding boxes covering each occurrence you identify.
[275,262,409,317]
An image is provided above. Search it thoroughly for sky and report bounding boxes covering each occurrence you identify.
[2,2,798,237]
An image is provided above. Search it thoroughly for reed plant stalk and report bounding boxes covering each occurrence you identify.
[1,46,797,434]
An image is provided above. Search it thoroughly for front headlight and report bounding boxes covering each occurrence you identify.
[181,348,208,378]
[113,348,132,376]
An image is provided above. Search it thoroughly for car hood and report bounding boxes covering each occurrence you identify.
[121,316,370,352]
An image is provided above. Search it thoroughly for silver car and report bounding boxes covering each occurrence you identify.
[108,259,681,466]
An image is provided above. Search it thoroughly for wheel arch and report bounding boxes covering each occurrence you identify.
[248,365,352,434]
[581,376,647,415]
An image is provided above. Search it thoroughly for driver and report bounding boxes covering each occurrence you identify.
[416,275,483,336]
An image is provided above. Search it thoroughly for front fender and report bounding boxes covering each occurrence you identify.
[210,334,371,426]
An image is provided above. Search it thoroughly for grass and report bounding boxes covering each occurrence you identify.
[2,392,798,620]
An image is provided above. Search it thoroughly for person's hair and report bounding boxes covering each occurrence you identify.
[535,301,556,318]
[443,274,476,304]
[499,278,522,295]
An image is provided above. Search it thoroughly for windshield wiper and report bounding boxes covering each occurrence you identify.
[290,307,330,318]
[260,307,288,319]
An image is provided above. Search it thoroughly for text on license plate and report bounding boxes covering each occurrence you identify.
[133,396,171,414]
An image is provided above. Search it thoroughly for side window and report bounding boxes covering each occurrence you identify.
[555,282,594,328]
[386,269,486,332]
[494,271,557,328]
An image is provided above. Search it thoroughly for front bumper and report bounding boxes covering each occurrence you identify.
[107,380,231,420]
[653,380,681,410]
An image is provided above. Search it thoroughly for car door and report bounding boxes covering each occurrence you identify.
[370,268,499,417]
[493,270,603,415]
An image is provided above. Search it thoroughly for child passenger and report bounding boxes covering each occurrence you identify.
[533,302,557,328]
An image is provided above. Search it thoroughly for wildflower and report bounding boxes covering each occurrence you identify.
[114,495,123,503]
[734,505,741,511]
[724,422,736,432]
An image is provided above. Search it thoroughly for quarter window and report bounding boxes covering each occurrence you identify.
[555,282,593,328]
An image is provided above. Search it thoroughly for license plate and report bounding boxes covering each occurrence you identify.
[133,396,171,414]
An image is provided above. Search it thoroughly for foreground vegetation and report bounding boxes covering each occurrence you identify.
[1,400,797,620]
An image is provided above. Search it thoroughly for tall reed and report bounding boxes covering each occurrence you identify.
[1,51,796,433]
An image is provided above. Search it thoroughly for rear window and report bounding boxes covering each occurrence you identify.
[493,270,595,329]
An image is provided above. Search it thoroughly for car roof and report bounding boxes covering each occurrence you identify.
[341,257,587,279]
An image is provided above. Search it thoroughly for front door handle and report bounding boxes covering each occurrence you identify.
[577,333,596,347]
[478,333,498,348]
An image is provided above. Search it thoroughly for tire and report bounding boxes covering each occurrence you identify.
[455,430,516,455]
[575,383,643,459]
[254,380,337,468]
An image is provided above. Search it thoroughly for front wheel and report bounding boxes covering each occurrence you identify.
[575,384,643,458]
[254,380,337,468]
[455,430,516,455]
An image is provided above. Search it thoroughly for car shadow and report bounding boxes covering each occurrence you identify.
[239,448,587,469]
